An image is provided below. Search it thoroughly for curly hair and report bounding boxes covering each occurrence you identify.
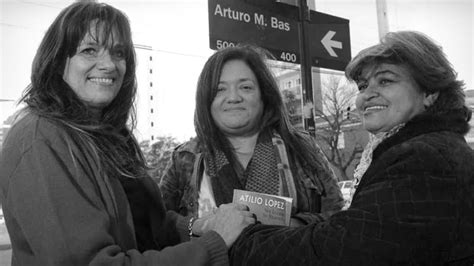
[345,31,470,121]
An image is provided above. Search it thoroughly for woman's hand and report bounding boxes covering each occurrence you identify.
[196,203,256,247]
[191,212,217,236]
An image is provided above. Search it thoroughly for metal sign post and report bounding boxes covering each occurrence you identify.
[297,0,315,133]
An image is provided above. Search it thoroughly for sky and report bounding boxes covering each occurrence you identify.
[1,0,472,141]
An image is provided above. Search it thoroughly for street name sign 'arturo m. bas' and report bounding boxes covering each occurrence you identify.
[209,0,300,64]
[208,0,351,71]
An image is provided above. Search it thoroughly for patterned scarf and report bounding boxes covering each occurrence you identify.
[353,123,405,188]
[206,131,280,206]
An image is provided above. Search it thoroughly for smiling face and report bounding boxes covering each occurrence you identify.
[62,22,126,115]
[355,63,432,134]
[210,59,264,137]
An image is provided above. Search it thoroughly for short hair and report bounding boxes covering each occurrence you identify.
[195,45,328,172]
[345,31,469,119]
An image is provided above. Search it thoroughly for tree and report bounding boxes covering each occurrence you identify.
[282,89,296,103]
[314,75,365,181]
[282,89,298,116]
[281,88,304,128]
[140,136,182,184]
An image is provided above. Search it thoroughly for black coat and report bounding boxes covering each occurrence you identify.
[230,111,474,265]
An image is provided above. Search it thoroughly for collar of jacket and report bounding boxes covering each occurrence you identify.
[373,110,470,160]
[174,137,202,154]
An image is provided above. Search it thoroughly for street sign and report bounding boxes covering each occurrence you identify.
[208,0,301,64]
[208,0,351,70]
[308,10,351,71]
[249,0,351,70]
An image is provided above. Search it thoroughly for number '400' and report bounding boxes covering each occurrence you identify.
[280,52,296,62]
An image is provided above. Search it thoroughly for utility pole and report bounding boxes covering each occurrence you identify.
[376,0,389,39]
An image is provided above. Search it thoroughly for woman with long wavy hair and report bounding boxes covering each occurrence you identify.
[0,2,253,265]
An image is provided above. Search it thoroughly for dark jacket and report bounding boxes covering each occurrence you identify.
[229,111,474,265]
[160,135,344,238]
[0,112,228,265]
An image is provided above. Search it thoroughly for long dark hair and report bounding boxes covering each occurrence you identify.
[345,31,470,121]
[21,1,146,178]
[195,45,328,171]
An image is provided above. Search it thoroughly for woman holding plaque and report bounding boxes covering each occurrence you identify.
[160,45,343,240]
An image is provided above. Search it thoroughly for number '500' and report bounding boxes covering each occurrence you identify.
[216,40,235,49]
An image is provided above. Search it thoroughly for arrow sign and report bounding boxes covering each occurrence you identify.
[308,19,351,71]
[321,30,342,57]
[208,0,351,71]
